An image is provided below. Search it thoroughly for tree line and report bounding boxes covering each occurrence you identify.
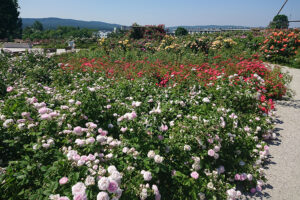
[23,22,96,40]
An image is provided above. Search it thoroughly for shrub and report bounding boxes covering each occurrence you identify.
[260,29,300,63]
[269,15,289,29]
[175,27,188,36]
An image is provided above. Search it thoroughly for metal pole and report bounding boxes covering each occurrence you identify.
[277,0,288,16]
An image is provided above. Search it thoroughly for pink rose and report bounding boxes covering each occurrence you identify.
[120,127,127,133]
[208,149,215,157]
[131,111,137,119]
[214,145,220,152]
[240,173,247,181]
[59,177,68,185]
[73,193,87,200]
[41,114,50,120]
[6,86,13,92]
[73,126,83,135]
[38,107,48,114]
[160,124,168,132]
[101,130,108,136]
[107,180,118,193]
[234,174,241,181]
[250,188,256,194]
[190,171,199,179]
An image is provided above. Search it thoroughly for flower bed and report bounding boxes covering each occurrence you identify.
[0,52,291,199]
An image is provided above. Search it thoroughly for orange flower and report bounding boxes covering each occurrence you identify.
[273,32,278,36]
[265,49,269,53]
[280,48,285,51]
[270,45,274,49]
[263,39,269,44]
[288,32,294,37]
[283,38,288,42]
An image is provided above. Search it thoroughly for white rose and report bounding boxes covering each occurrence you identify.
[97,191,109,200]
[154,155,164,163]
[147,150,156,158]
[184,145,191,151]
[107,165,117,174]
[143,171,152,181]
[72,182,86,195]
[98,177,109,190]
[85,176,95,186]
[109,171,122,184]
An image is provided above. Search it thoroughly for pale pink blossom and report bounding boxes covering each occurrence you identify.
[41,114,51,120]
[73,193,87,200]
[142,171,152,181]
[234,174,241,181]
[59,197,70,200]
[190,171,199,179]
[159,124,168,132]
[208,149,215,157]
[59,177,68,185]
[73,126,83,135]
[72,182,86,196]
[97,192,109,200]
[6,86,13,92]
[120,127,127,133]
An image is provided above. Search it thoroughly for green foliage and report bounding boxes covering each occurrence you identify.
[290,48,300,68]
[32,20,44,31]
[175,27,188,36]
[22,26,96,40]
[269,15,289,29]
[0,0,22,39]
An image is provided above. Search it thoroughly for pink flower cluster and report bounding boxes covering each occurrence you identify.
[72,182,87,200]
[97,166,123,199]
[234,173,253,181]
[117,111,137,121]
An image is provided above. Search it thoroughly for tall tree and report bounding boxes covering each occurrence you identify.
[32,20,44,31]
[0,0,22,39]
[269,15,289,29]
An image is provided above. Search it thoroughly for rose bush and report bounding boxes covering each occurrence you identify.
[260,29,300,63]
[0,51,291,199]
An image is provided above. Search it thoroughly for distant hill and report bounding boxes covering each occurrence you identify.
[167,25,252,31]
[21,18,254,31]
[22,17,124,31]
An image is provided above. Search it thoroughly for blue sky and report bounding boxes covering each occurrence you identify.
[19,0,300,27]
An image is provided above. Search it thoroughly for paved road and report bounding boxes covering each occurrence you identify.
[248,65,300,200]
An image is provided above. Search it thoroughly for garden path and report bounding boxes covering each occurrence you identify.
[248,65,300,200]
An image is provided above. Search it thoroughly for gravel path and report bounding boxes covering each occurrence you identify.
[248,65,300,200]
